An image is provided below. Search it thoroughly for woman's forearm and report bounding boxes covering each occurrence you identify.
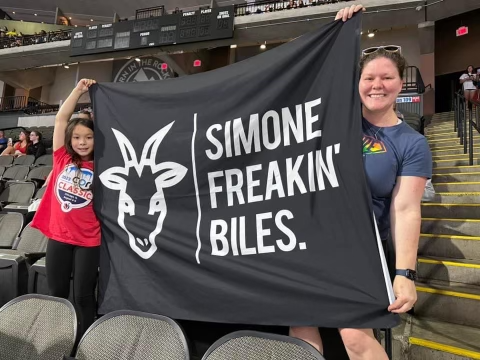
[390,208,421,269]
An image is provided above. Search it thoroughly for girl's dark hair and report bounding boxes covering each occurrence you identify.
[359,49,408,80]
[467,65,475,73]
[65,118,94,170]
[20,130,31,145]
[30,130,42,140]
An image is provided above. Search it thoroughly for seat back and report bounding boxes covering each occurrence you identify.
[202,331,325,360]
[34,154,53,166]
[0,294,77,360]
[27,166,52,182]
[34,186,47,200]
[3,166,30,181]
[13,155,35,166]
[75,310,189,360]
[15,224,49,253]
[0,181,36,204]
[0,212,24,248]
[0,155,14,166]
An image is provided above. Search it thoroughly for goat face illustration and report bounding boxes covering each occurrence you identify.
[99,121,187,259]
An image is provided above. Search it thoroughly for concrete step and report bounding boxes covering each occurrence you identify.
[432,153,480,160]
[432,172,480,182]
[433,182,480,192]
[415,280,480,327]
[432,192,480,203]
[429,141,463,150]
[433,158,480,167]
[421,219,480,237]
[431,148,469,156]
[392,316,480,360]
[433,165,480,174]
[428,133,480,142]
[425,128,457,136]
[418,257,480,286]
[421,203,480,218]
[419,234,480,260]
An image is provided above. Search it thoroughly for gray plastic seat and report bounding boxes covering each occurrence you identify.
[13,155,35,166]
[0,294,77,360]
[0,224,49,306]
[2,166,30,181]
[202,331,326,360]
[0,156,14,167]
[75,310,190,360]
[0,181,36,211]
[27,165,52,187]
[34,154,53,166]
[0,212,24,249]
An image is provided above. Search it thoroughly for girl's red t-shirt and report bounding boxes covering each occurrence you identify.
[31,146,101,247]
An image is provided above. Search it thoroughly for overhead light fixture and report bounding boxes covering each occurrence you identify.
[230,44,237,49]
[34,13,37,16]
[90,19,94,22]
[69,17,72,20]
[63,64,70,69]
[260,42,266,50]
[135,58,141,62]
[12,11,15,14]
[74,25,77,27]
[415,5,423,11]
[368,33,375,38]
[360,31,363,35]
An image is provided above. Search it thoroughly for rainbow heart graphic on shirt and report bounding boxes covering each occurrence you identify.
[363,135,387,155]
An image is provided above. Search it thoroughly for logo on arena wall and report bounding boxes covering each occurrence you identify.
[55,164,94,213]
[113,56,174,83]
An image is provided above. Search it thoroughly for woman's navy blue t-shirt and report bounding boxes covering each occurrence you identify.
[362,118,432,240]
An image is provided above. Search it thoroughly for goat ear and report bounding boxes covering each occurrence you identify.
[140,121,175,167]
[99,167,128,191]
[154,162,188,188]
[112,129,139,171]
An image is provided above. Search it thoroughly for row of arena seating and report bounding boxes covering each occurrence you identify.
[0,294,325,360]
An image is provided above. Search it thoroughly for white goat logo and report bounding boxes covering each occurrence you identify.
[99,121,187,259]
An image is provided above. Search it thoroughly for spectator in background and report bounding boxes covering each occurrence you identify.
[460,65,478,107]
[27,131,47,159]
[77,109,94,121]
[1,130,30,157]
[0,131,8,153]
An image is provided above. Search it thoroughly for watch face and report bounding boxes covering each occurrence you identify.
[406,270,418,280]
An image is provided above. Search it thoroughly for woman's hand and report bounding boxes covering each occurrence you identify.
[335,4,365,22]
[388,276,417,313]
[75,78,96,95]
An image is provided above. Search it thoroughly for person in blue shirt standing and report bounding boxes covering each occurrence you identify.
[290,4,432,359]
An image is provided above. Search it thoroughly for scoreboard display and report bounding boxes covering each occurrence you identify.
[71,6,234,56]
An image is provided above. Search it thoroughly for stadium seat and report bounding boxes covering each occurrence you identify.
[34,154,53,166]
[201,331,325,360]
[2,166,30,181]
[13,155,35,166]
[0,294,77,360]
[0,181,36,211]
[0,212,24,249]
[34,186,46,200]
[0,166,6,178]
[0,156,14,167]
[28,258,74,303]
[27,166,52,188]
[0,224,49,306]
[74,310,190,360]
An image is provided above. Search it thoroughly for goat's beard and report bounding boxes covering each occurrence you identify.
[118,212,167,260]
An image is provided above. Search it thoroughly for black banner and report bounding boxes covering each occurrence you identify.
[92,14,399,329]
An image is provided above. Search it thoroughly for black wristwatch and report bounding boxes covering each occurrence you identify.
[395,269,418,281]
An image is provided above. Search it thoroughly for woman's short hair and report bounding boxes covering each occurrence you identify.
[359,49,408,80]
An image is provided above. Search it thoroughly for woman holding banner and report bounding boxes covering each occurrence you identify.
[290,4,432,359]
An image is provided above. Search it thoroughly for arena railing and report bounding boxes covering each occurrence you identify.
[234,0,355,16]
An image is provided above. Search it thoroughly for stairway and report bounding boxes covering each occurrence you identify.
[392,111,480,359]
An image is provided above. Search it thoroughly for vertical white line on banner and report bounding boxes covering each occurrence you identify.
[192,113,202,264]
[373,212,396,304]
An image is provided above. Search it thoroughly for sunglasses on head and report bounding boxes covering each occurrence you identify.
[362,45,402,56]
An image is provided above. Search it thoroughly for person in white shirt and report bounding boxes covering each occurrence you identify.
[459,65,478,106]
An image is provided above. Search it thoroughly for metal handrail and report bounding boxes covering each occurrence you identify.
[234,0,355,16]
[453,90,480,164]
[402,66,425,94]
[468,99,480,166]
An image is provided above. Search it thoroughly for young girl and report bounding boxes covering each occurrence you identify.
[31,78,100,337]
[1,130,30,157]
